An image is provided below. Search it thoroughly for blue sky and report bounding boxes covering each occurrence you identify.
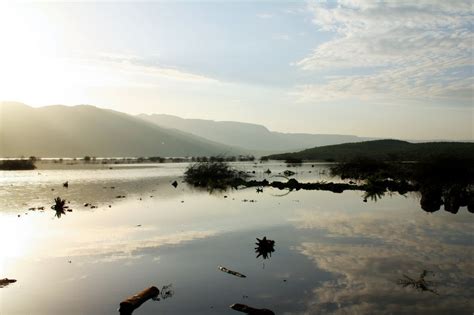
[0,1,472,140]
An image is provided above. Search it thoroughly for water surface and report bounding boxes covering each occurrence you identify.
[1,162,472,314]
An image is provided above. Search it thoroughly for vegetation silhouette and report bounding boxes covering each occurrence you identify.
[51,197,67,218]
[184,157,472,213]
[397,270,439,295]
[184,160,249,191]
[255,237,275,260]
[0,159,36,170]
[331,156,473,213]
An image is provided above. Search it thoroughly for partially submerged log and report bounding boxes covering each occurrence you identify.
[0,278,17,288]
[230,303,275,315]
[218,266,246,278]
[119,286,159,315]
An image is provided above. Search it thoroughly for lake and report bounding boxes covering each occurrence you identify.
[1,162,472,314]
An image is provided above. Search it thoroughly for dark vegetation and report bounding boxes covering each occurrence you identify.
[265,139,474,162]
[185,156,473,214]
[0,159,36,170]
[284,158,303,167]
[184,161,249,190]
[330,156,474,213]
[51,197,68,218]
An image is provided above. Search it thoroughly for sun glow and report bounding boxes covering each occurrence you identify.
[0,4,106,105]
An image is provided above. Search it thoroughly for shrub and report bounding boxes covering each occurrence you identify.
[0,159,36,170]
[184,161,248,190]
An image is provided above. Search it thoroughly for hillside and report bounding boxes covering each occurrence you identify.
[0,102,239,157]
[265,139,474,161]
[138,114,370,152]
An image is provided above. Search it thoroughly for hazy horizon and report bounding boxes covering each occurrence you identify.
[0,1,472,141]
[0,100,474,142]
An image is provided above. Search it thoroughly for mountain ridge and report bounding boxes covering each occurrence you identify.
[138,113,372,152]
[0,102,240,157]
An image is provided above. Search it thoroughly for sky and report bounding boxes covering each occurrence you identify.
[0,0,472,140]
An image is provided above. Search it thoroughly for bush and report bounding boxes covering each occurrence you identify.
[0,159,36,170]
[184,161,248,190]
[285,158,303,167]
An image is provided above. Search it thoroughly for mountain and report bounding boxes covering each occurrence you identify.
[138,114,371,152]
[0,102,240,157]
[264,139,474,161]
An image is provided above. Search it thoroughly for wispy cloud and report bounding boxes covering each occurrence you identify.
[257,13,273,19]
[294,0,473,104]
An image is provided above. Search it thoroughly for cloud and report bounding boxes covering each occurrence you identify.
[257,13,274,19]
[295,1,473,104]
[80,52,219,85]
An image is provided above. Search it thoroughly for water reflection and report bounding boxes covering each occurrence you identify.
[255,237,275,260]
[0,163,472,314]
[293,204,473,314]
[397,270,439,295]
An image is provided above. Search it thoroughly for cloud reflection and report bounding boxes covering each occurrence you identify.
[291,208,474,314]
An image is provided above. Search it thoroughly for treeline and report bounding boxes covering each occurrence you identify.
[0,158,36,170]
[2,155,258,167]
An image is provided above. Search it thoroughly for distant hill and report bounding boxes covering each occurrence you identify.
[265,139,474,161]
[138,114,371,152]
[0,102,240,157]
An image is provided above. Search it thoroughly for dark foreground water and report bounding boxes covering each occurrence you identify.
[0,162,472,314]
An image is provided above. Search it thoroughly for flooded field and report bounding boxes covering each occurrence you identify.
[1,162,472,314]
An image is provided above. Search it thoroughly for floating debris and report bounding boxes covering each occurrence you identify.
[116,195,126,199]
[171,180,178,188]
[230,303,275,315]
[255,237,275,260]
[397,270,439,295]
[38,206,44,210]
[256,188,263,193]
[264,169,272,174]
[84,203,90,207]
[283,170,296,177]
[119,286,160,315]
[63,181,69,188]
[0,278,17,288]
[218,266,246,278]
[152,284,174,301]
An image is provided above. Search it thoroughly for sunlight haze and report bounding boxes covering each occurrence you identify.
[0,1,472,140]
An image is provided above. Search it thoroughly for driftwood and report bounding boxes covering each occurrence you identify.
[230,303,275,315]
[0,278,17,288]
[218,266,246,278]
[119,286,159,315]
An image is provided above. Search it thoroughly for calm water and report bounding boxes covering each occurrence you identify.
[1,162,472,314]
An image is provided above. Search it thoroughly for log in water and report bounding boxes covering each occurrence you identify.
[118,286,159,315]
[230,303,275,315]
